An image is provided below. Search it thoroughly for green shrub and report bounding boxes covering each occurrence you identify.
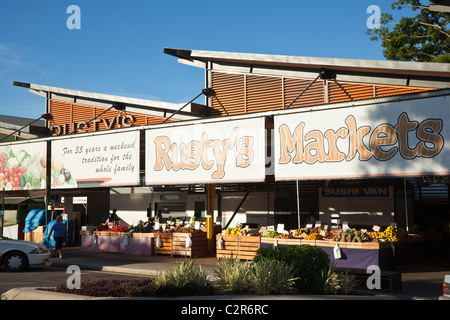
[254,244,331,294]
[214,255,251,293]
[214,255,298,295]
[154,258,215,296]
[249,258,297,295]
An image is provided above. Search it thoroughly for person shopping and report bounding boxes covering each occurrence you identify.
[105,208,120,228]
[47,215,69,259]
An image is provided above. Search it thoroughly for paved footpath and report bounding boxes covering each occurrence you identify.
[2,246,449,300]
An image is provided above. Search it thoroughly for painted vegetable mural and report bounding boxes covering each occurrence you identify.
[0,145,46,190]
[51,156,77,188]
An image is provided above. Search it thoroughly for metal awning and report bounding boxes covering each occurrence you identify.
[13,82,210,121]
[164,48,450,89]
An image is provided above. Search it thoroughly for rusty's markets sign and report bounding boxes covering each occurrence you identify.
[145,117,266,184]
[274,95,450,180]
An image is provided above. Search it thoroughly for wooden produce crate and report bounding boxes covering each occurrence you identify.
[95,231,111,236]
[237,235,261,260]
[24,226,44,244]
[216,235,239,259]
[154,233,173,255]
[260,237,302,246]
[172,232,208,258]
[131,232,155,238]
[260,237,392,250]
[314,239,392,250]
[216,235,261,260]
[80,230,92,236]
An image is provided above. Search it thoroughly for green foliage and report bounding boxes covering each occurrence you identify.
[214,255,251,293]
[249,258,298,295]
[154,258,214,296]
[367,0,450,62]
[321,263,359,295]
[254,244,331,294]
[214,255,298,295]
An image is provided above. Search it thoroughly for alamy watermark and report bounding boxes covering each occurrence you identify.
[66,265,81,289]
[67,5,81,30]
[366,5,381,30]
[366,265,381,290]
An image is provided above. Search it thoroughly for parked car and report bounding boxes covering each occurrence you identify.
[0,237,51,272]
[440,275,450,300]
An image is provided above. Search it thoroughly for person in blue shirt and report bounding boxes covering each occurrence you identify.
[47,215,68,259]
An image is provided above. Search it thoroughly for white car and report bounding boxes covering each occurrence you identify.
[440,275,450,300]
[0,237,51,272]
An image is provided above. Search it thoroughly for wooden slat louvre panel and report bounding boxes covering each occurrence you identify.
[374,85,428,97]
[283,77,325,108]
[246,74,283,113]
[328,82,375,103]
[49,100,72,126]
[211,72,245,116]
[92,108,120,131]
[72,104,95,126]
[210,71,435,116]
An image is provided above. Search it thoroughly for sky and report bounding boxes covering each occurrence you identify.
[0,0,415,118]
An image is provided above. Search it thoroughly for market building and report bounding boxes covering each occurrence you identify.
[3,48,450,267]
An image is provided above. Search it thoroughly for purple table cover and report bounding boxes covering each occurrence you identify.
[261,242,395,270]
[81,235,154,256]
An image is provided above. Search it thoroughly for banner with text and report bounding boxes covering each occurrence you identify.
[0,140,47,190]
[274,95,450,180]
[51,131,140,188]
[145,117,266,184]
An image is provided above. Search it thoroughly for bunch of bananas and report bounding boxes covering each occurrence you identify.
[380,226,406,242]
[293,228,309,237]
[304,233,323,240]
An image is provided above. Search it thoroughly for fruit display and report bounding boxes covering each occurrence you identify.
[380,226,406,242]
[129,224,153,233]
[304,233,323,240]
[367,232,382,239]
[275,233,293,239]
[95,224,110,231]
[95,224,130,232]
[261,230,279,238]
[110,225,130,232]
[223,226,251,236]
[293,228,309,237]
[174,226,204,234]
[332,229,371,243]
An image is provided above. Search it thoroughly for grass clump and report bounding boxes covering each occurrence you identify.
[213,255,297,295]
[214,255,251,293]
[248,258,297,295]
[153,258,215,296]
[254,244,331,294]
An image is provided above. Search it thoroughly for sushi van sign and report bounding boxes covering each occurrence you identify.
[274,95,450,180]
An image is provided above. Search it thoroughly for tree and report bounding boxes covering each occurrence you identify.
[367,0,450,62]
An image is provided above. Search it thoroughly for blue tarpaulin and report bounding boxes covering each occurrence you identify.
[23,209,51,233]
